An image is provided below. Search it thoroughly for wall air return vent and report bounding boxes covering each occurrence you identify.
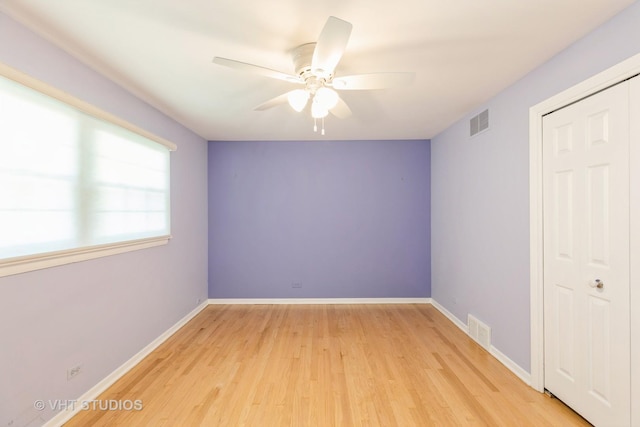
[470,109,489,137]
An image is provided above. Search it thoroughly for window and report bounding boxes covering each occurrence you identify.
[0,64,176,277]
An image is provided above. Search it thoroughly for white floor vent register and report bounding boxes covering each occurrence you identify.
[467,314,491,350]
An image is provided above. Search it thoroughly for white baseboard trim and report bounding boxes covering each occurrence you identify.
[44,301,209,427]
[490,345,532,386]
[207,297,432,305]
[430,299,531,387]
[429,299,468,333]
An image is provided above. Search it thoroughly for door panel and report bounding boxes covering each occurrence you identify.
[556,285,575,380]
[586,164,609,266]
[543,80,630,427]
[586,294,610,403]
[554,170,574,260]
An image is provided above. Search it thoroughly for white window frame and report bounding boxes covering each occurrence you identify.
[0,62,176,278]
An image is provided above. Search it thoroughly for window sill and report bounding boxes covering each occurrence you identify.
[0,236,171,278]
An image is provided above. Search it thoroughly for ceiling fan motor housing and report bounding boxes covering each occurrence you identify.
[292,43,332,84]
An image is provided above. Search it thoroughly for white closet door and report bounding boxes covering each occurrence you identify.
[543,80,631,427]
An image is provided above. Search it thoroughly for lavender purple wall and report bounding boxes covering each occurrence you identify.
[431,1,640,373]
[0,12,208,426]
[208,139,430,299]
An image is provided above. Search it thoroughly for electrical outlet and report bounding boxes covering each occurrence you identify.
[67,364,82,381]
[291,283,302,288]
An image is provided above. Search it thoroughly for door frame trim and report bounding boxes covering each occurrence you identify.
[529,52,640,392]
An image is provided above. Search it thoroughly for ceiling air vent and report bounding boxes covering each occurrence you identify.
[470,109,489,137]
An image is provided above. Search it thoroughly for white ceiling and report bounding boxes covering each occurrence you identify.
[0,0,635,141]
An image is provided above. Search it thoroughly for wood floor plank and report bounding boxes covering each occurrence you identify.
[64,304,589,426]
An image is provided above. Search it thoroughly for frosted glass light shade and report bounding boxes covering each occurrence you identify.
[314,87,339,110]
[287,89,309,112]
[311,99,329,118]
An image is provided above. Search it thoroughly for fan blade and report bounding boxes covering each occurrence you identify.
[332,72,415,90]
[330,96,352,119]
[213,57,300,83]
[254,91,296,111]
[311,16,353,78]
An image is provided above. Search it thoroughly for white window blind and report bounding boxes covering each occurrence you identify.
[0,67,174,276]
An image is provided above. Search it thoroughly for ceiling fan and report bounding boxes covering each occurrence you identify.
[213,16,415,134]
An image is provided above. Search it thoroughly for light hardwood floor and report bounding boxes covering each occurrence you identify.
[65,304,589,426]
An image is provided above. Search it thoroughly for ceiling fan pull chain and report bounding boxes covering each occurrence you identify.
[314,118,318,132]
[321,117,325,135]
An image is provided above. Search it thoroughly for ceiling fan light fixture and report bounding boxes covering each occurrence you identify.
[311,99,329,118]
[314,87,339,110]
[214,17,411,135]
[287,89,309,112]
